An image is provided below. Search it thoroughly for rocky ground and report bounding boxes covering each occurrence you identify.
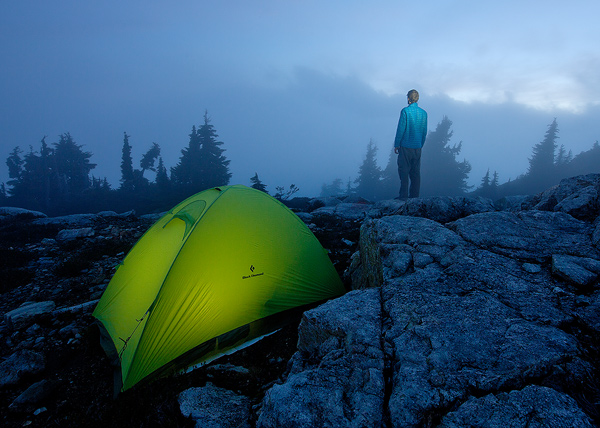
[0,205,361,428]
[2,175,600,428]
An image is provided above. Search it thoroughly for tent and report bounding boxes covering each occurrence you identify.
[93,185,345,392]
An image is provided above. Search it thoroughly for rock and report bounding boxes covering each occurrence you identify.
[0,350,46,388]
[9,379,59,412]
[52,299,100,314]
[552,254,600,287]
[311,197,343,207]
[258,289,385,428]
[97,210,136,218]
[0,207,47,220]
[395,196,496,223]
[206,363,250,376]
[383,282,578,426]
[357,216,463,288]
[554,185,599,220]
[33,213,97,227]
[179,383,251,428]
[593,217,600,248]
[439,385,594,428]
[4,301,56,330]
[494,195,537,212]
[55,227,95,242]
[532,174,600,218]
[259,190,598,426]
[448,211,599,262]
[312,202,373,220]
[294,212,313,223]
[367,199,404,218]
[523,262,542,273]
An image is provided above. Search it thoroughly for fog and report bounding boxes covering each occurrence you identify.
[1,1,599,197]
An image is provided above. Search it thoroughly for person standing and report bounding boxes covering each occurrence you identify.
[394,89,428,199]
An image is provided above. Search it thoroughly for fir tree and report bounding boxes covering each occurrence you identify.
[250,173,268,193]
[320,178,343,197]
[120,132,135,191]
[355,139,381,201]
[171,125,202,189]
[379,148,400,200]
[528,118,558,176]
[197,111,231,189]
[421,116,471,196]
[155,156,170,191]
[53,132,95,203]
[6,146,23,196]
[524,118,560,193]
[481,169,491,188]
[0,183,7,204]
[140,143,161,176]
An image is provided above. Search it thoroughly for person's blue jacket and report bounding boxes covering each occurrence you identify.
[394,102,428,149]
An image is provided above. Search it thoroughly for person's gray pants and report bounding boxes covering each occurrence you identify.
[397,147,422,199]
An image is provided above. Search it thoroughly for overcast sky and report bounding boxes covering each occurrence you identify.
[1,1,599,197]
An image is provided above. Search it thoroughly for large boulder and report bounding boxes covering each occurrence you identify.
[530,174,600,220]
[257,289,385,428]
[258,198,599,426]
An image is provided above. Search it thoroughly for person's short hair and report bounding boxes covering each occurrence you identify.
[407,89,419,103]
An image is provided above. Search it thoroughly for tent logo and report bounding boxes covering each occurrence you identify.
[243,265,264,280]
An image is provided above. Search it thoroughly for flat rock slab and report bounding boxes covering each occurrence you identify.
[4,301,56,330]
[448,211,598,261]
[552,254,600,287]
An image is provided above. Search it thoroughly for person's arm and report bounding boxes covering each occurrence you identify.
[394,109,407,153]
[421,113,428,148]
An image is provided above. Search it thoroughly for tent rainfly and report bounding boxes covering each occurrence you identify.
[93,185,345,392]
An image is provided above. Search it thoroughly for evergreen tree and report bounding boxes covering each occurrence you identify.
[6,146,23,196]
[555,144,567,166]
[155,156,170,191]
[140,143,161,176]
[19,144,50,210]
[250,173,268,193]
[523,118,560,193]
[379,148,400,200]
[490,171,499,199]
[320,178,344,197]
[492,171,499,187]
[421,116,471,196]
[355,139,381,201]
[120,132,135,192]
[52,133,95,209]
[481,169,491,188]
[171,125,202,191]
[346,177,355,196]
[528,118,558,176]
[474,169,500,200]
[197,111,231,189]
[53,133,95,197]
[0,183,7,204]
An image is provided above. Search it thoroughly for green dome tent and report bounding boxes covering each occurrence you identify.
[93,185,344,392]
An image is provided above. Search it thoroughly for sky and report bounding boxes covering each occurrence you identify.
[1,1,599,197]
